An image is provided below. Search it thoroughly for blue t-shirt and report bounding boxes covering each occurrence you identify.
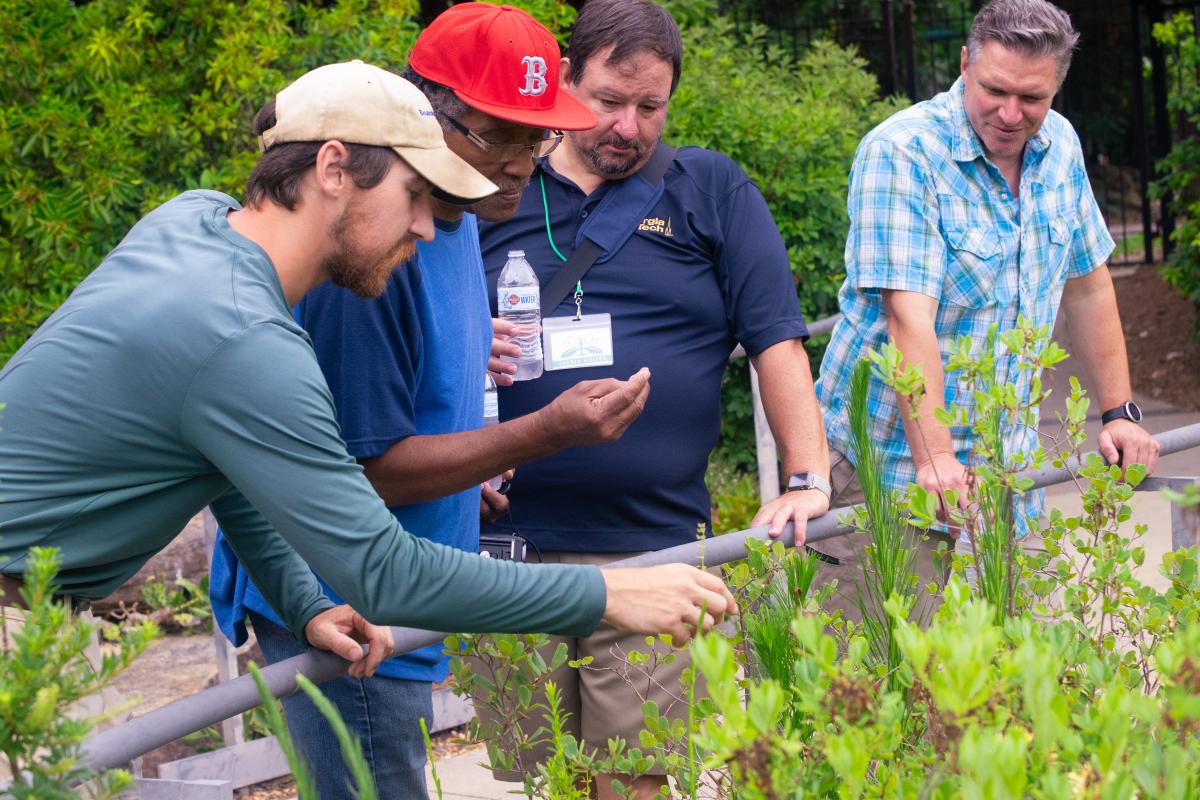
[211,215,492,681]
[479,147,807,553]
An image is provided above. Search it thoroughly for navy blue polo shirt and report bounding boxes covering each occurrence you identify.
[479,146,807,553]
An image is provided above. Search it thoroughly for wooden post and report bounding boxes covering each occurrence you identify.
[202,509,244,748]
[749,363,780,504]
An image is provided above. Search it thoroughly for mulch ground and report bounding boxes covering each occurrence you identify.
[1113,266,1200,411]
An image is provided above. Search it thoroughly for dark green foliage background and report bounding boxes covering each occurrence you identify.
[663,13,904,470]
[0,0,901,482]
[0,0,424,361]
[1152,13,1200,337]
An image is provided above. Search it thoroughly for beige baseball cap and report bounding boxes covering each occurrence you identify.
[261,60,498,202]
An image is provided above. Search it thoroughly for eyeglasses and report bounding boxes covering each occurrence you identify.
[439,112,563,161]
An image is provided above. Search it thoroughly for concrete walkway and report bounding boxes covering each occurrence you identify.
[1040,388,1200,592]
[426,746,512,800]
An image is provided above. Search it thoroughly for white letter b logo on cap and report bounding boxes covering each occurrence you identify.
[520,56,548,97]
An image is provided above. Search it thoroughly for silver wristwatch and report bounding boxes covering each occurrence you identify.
[785,471,832,499]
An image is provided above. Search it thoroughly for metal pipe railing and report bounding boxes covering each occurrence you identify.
[81,421,1200,771]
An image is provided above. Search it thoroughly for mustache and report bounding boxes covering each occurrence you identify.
[493,180,528,196]
[600,134,642,152]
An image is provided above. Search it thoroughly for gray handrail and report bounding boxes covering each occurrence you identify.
[80,420,1200,771]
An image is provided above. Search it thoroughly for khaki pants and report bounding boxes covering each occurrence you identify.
[806,448,953,625]
[471,551,718,782]
[809,448,1046,623]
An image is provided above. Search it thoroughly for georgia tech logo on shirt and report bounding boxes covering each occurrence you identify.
[638,216,673,237]
[519,56,548,96]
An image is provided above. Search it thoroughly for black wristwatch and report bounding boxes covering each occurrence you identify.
[1101,401,1143,426]
[785,471,832,499]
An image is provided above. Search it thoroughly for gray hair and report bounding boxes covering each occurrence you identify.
[966,0,1080,82]
[400,66,470,134]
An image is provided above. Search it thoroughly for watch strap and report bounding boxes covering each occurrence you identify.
[785,471,832,499]
[1101,401,1142,425]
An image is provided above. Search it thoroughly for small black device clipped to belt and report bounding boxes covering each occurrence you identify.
[479,533,528,562]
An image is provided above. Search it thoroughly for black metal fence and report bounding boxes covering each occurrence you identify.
[719,0,1199,268]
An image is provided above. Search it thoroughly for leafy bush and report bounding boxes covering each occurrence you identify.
[0,547,155,798]
[664,14,905,470]
[1152,12,1200,337]
[458,322,1200,798]
[666,17,905,320]
[0,0,424,363]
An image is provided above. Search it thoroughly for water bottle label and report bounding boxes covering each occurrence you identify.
[483,392,499,418]
[498,286,540,312]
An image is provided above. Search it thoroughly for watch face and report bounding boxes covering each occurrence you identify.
[787,473,814,491]
[1125,401,1143,422]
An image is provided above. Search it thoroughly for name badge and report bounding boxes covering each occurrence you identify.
[542,314,614,371]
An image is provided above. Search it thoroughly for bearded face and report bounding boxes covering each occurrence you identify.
[324,193,419,299]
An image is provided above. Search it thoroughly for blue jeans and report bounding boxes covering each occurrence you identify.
[249,611,432,799]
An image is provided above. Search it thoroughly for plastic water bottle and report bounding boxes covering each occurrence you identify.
[483,373,502,491]
[496,250,543,381]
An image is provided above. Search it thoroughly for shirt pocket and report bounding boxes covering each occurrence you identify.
[1045,215,1072,279]
[942,226,1003,308]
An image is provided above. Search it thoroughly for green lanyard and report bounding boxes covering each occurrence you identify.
[539,170,584,318]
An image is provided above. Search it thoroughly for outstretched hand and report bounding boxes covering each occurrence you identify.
[304,605,394,678]
[600,563,737,645]
[540,368,652,448]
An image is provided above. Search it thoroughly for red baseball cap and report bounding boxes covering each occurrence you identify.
[409,3,597,131]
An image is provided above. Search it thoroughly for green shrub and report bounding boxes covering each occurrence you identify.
[666,18,905,321]
[1152,12,1200,337]
[0,0,424,364]
[459,322,1200,798]
[664,15,906,470]
[0,547,155,798]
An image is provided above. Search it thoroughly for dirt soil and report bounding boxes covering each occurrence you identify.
[1113,266,1200,411]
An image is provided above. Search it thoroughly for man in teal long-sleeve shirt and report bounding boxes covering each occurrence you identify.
[0,61,735,673]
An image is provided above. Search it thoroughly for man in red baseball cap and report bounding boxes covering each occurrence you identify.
[208,5,690,797]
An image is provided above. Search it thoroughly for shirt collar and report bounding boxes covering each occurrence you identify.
[538,157,615,205]
[947,77,984,164]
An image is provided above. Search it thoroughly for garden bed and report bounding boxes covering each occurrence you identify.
[1114,265,1200,411]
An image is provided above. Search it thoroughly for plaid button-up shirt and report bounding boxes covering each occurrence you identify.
[816,78,1114,527]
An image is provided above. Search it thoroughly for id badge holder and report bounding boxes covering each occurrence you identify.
[542,314,614,371]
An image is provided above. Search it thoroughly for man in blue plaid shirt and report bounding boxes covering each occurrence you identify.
[813,0,1159,608]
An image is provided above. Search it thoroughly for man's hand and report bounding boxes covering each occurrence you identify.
[1099,419,1160,476]
[304,605,394,678]
[600,564,737,645]
[537,368,651,447]
[915,451,972,527]
[490,319,521,387]
[480,469,514,522]
[751,488,830,543]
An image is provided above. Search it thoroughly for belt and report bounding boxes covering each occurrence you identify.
[1,572,27,610]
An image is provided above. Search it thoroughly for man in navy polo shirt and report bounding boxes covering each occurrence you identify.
[478,1,830,796]
[207,5,706,796]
